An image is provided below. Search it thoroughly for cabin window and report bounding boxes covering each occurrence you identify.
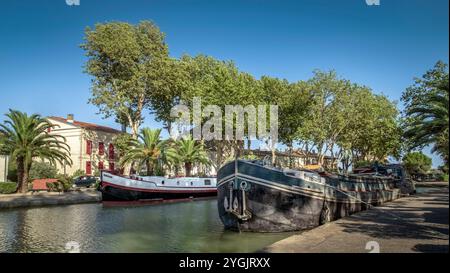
[204,179,211,186]
[177,181,179,185]
[161,181,164,185]
[190,182,193,186]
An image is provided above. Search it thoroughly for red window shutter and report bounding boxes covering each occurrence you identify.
[98,161,104,170]
[109,162,115,172]
[86,161,92,175]
[109,144,115,160]
[99,142,104,155]
[86,140,92,155]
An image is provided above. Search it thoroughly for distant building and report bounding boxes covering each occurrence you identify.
[46,115,122,176]
[244,149,338,170]
[0,155,9,182]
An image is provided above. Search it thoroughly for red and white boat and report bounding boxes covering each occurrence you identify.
[100,171,217,201]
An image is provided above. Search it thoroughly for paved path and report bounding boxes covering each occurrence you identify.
[263,188,449,253]
[0,189,101,209]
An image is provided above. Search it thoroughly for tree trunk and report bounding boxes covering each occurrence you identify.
[185,162,192,177]
[146,161,154,176]
[288,142,293,169]
[16,158,28,193]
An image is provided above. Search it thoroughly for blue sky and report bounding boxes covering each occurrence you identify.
[0,0,448,166]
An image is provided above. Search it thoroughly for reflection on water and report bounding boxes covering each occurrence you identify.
[0,199,293,253]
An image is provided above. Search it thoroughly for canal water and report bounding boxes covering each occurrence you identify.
[0,199,293,253]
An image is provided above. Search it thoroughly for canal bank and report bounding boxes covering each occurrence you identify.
[263,187,449,253]
[0,189,101,209]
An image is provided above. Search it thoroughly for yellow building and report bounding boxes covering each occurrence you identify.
[47,115,122,176]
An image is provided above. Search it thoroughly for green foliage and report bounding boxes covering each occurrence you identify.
[120,128,168,175]
[113,133,134,158]
[81,21,175,137]
[401,61,449,166]
[72,169,86,178]
[0,182,18,194]
[354,160,374,169]
[47,175,74,192]
[402,152,432,175]
[29,162,58,181]
[441,174,449,182]
[82,21,409,173]
[7,159,17,182]
[166,137,210,176]
[0,110,72,193]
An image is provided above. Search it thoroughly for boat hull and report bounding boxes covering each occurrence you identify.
[100,172,217,202]
[217,160,402,232]
[101,182,217,201]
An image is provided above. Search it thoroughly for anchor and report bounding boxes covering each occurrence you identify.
[225,179,252,221]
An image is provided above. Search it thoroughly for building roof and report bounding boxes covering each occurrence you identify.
[47,116,122,134]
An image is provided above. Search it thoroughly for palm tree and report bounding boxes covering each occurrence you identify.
[403,86,449,165]
[120,128,167,176]
[167,137,210,177]
[0,110,72,193]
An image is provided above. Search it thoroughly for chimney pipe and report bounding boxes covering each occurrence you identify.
[67,114,74,123]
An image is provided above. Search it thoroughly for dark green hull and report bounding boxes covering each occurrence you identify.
[217,160,409,232]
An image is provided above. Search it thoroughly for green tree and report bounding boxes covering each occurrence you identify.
[0,110,72,193]
[120,128,167,176]
[401,61,449,166]
[337,87,401,171]
[296,70,354,167]
[81,21,171,138]
[402,152,432,176]
[166,137,210,177]
[179,55,263,169]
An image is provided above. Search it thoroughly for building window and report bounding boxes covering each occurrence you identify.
[98,142,104,155]
[86,140,92,155]
[109,162,115,172]
[98,161,104,170]
[109,144,115,160]
[86,161,92,175]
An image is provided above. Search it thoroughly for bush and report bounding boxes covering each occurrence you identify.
[29,162,58,181]
[72,169,86,178]
[57,174,74,192]
[0,182,18,194]
[47,175,74,192]
[439,174,449,182]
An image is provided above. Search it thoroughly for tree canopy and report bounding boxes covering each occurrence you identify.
[401,61,449,167]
